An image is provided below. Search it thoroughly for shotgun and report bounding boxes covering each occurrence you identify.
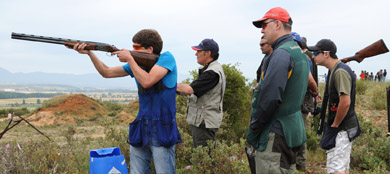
[11,32,159,70]
[341,39,389,63]
[317,39,389,136]
[317,70,330,136]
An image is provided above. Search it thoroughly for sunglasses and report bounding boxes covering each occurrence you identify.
[313,50,330,56]
[133,44,149,51]
[262,20,276,29]
[259,43,266,47]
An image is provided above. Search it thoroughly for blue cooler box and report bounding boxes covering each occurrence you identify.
[90,147,128,174]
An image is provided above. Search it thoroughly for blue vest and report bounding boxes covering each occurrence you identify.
[128,85,182,147]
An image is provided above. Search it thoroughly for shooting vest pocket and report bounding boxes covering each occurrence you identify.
[128,119,143,147]
[156,113,181,147]
[319,126,340,150]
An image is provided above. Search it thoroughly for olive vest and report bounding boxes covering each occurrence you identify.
[247,41,309,151]
[186,60,226,128]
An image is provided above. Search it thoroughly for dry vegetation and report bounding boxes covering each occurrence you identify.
[0,80,389,173]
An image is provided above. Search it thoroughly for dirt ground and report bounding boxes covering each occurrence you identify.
[0,94,134,142]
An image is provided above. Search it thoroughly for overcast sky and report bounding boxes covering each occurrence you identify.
[1,0,390,83]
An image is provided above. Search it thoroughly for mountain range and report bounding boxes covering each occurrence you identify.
[0,67,132,89]
[0,67,191,89]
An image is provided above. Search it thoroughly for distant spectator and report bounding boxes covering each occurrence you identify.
[383,69,387,82]
[370,72,374,81]
[359,71,365,80]
[375,71,379,82]
[325,73,328,82]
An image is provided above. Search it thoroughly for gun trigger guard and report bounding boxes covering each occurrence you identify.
[106,52,113,57]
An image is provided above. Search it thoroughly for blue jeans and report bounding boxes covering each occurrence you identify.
[130,144,176,174]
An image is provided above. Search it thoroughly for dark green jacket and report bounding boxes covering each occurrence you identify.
[247,35,309,151]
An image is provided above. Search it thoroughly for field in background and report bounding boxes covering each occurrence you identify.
[0,92,138,110]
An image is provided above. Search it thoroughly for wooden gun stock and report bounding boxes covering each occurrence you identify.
[12,32,159,70]
[341,39,389,63]
[129,51,159,70]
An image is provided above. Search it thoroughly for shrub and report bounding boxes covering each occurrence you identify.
[175,107,250,174]
[176,139,250,174]
[367,83,387,110]
[356,80,370,95]
[103,102,124,116]
[350,114,390,171]
[221,63,251,141]
[0,108,31,117]
[306,128,320,151]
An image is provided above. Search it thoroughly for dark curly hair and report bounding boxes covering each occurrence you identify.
[132,29,163,55]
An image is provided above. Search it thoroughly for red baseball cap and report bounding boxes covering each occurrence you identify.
[253,7,293,28]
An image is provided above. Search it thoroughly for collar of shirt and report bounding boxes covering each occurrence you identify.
[199,59,216,75]
[271,34,293,50]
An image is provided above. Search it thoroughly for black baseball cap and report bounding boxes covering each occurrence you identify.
[192,39,219,54]
[308,39,338,58]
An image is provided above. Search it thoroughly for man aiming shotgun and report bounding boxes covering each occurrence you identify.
[12,30,182,173]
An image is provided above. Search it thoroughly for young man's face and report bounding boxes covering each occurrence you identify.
[312,50,328,66]
[132,43,153,54]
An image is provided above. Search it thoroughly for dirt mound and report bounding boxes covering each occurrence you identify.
[28,94,106,126]
[40,94,106,118]
[26,94,139,126]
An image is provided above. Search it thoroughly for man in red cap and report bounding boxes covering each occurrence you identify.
[246,7,309,173]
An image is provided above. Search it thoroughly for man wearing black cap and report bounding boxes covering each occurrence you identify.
[177,38,226,147]
[308,39,361,174]
[246,7,309,173]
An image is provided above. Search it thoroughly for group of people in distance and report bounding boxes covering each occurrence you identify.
[359,69,387,82]
[68,6,360,174]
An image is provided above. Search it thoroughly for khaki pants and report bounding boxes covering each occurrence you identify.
[255,132,300,174]
[296,112,310,171]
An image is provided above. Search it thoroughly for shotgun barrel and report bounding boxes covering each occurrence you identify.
[11,32,159,70]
